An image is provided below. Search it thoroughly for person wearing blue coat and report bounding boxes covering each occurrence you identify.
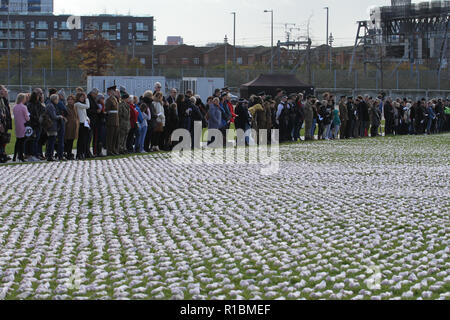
[207,98,223,146]
[426,102,436,135]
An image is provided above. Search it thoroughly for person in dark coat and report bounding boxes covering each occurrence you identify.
[339,96,348,139]
[176,94,188,130]
[369,99,381,137]
[234,98,251,145]
[45,95,63,162]
[87,88,100,157]
[142,91,154,152]
[165,102,179,150]
[384,98,394,135]
[167,88,177,105]
[359,96,370,137]
[55,89,68,161]
[187,96,205,149]
[25,88,46,160]
[0,85,12,162]
[293,94,305,142]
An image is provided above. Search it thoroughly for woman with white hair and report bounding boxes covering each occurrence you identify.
[151,92,165,151]
[12,93,30,162]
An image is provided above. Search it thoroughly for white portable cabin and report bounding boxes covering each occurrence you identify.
[87,76,166,97]
[180,77,225,101]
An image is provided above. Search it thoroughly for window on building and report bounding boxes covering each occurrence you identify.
[54,31,58,38]
[61,21,67,29]
[78,32,82,40]
[37,21,48,29]
[181,58,189,65]
[30,21,35,28]
[237,57,243,65]
[136,22,144,30]
[31,31,35,38]
[128,23,132,30]
[117,32,120,40]
[54,21,58,29]
[128,33,132,40]
[30,41,34,48]
[117,22,120,29]
[140,58,145,65]
[193,58,200,65]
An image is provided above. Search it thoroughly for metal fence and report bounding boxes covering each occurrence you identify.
[1,67,449,97]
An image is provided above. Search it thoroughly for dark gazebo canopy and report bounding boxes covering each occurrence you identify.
[240,74,314,98]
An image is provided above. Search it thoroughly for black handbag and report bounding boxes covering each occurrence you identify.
[0,132,11,144]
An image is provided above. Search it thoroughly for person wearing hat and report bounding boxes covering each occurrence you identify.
[118,90,131,154]
[105,86,120,156]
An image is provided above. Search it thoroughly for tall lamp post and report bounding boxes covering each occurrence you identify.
[7,3,10,86]
[324,7,329,71]
[264,9,274,73]
[224,35,228,85]
[231,12,236,65]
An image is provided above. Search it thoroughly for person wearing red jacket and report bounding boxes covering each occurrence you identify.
[126,96,139,153]
[225,94,237,124]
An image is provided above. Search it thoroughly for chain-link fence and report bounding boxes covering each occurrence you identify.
[1,67,449,96]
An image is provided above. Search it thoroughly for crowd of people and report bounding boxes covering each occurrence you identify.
[0,83,449,163]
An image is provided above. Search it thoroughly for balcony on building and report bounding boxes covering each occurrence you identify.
[0,21,25,29]
[36,22,48,30]
[102,22,116,31]
[136,25,148,32]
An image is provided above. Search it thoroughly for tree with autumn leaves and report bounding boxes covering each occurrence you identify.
[77,30,115,77]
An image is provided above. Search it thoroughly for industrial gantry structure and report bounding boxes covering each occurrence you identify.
[349,0,450,76]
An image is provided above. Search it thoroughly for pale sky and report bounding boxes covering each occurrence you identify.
[54,0,424,47]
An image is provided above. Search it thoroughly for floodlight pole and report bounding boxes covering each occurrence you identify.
[264,9,274,73]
